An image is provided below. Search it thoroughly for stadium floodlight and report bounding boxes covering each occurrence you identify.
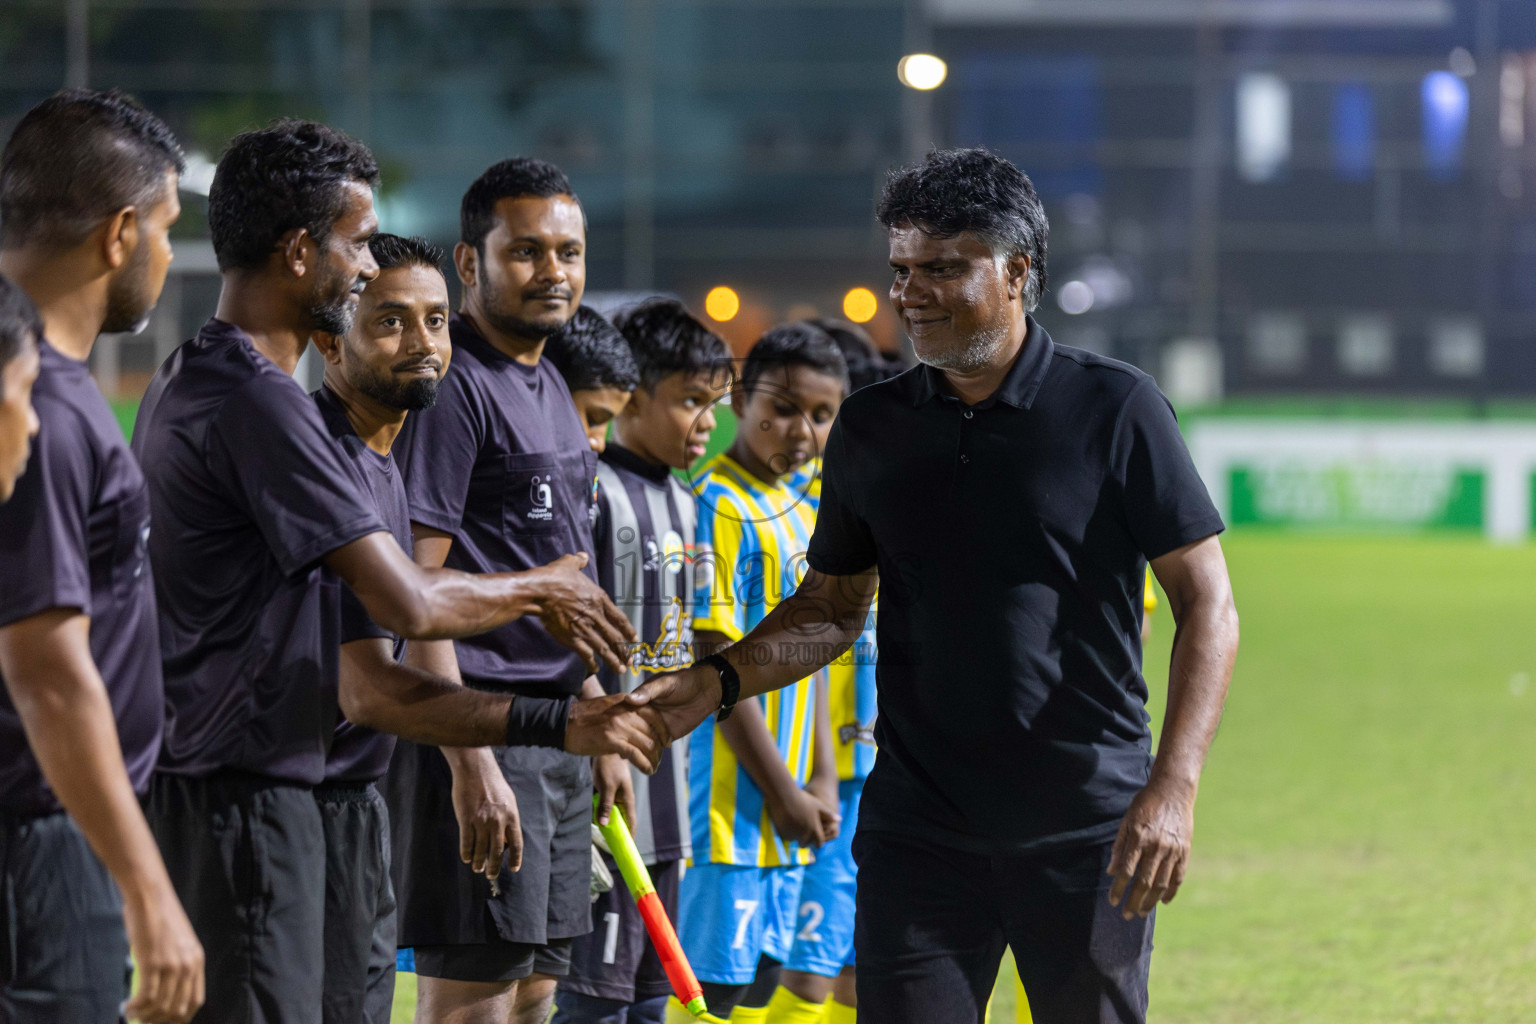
[704,286,740,322]
[842,287,879,323]
[898,54,948,91]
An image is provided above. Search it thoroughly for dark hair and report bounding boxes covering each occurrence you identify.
[740,322,849,395]
[0,88,184,250]
[208,119,380,272]
[0,273,42,367]
[369,233,445,274]
[807,318,907,392]
[877,147,1049,312]
[544,306,639,393]
[460,157,581,252]
[613,297,730,392]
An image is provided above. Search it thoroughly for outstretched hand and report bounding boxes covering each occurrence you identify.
[530,553,638,676]
[566,692,670,774]
[625,663,723,740]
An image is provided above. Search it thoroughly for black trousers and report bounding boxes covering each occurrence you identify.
[148,772,326,1024]
[0,810,130,1023]
[853,830,1153,1024]
[317,782,396,1024]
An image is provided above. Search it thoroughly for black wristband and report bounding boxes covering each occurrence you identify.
[504,695,575,749]
[700,653,741,721]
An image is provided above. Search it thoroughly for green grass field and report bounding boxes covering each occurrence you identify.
[389,532,1536,1022]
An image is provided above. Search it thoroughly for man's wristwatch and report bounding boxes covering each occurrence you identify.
[699,653,741,721]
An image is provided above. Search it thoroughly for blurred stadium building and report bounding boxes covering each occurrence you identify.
[4,0,1536,405]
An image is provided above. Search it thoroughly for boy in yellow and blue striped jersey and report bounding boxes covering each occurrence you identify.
[766,320,899,1024]
[675,324,850,1023]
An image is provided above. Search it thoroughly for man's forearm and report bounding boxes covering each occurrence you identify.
[341,649,513,747]
[716,571,877,701]
[0,617,175,906]
[390,564,546,640]
[401,637,507,793]
[1151,592,1238,789]
[326,531,546,640]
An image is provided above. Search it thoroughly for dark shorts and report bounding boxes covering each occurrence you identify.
[148,771,326,1024]
[0,809,130,1023]
[317,781,396,1024]
[412,937,573,983]
[853,830,1154,1024]
[385,740,592,974]
[557,857,680,1004]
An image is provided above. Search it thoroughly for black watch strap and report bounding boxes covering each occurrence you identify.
[700,653,741,721]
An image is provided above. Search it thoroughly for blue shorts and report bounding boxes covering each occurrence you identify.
[677,862,804,984]
[783,780,861,977]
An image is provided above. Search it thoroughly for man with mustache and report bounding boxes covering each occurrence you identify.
[308,232,453,1024]
[388,158,619,1024]
[0,89,203,1024]
[133,125,656,1023]
[632,149,1239,1024]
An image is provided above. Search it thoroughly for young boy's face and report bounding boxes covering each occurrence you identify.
[572,385,632,453]
[621,370,724,470]
[734,364,844,479]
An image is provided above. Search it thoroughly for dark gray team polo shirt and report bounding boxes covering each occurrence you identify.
[806,318,1225,853]
[314,384,411,785]
[393,313,598,697]
[132,319,387,785]
[0,343,163,816]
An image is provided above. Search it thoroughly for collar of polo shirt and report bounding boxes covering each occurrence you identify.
[910,315,1055,411]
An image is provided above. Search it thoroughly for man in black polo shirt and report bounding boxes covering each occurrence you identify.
[134,124,658,1024]
[634,149,1239,1023]
[388,158,624,1024]
[0,90,204,1024]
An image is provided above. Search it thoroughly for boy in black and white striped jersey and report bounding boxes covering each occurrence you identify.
[545,299,730,1024]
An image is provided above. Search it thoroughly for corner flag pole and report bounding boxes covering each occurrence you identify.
[594,800,728,1023]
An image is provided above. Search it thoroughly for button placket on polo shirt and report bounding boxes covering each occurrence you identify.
[957,405,975,470]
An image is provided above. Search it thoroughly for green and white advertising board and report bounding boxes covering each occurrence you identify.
[1186,421,1536,540]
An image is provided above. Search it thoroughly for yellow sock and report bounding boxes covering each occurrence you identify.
[730,1006,770,1023]
[666,997,698,1024]
[824,999,856,1024]
[763,986,827,1024]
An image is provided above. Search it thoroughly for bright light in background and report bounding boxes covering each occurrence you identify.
[180,151,216,196]
[1237,72,1291,183]
[1422,70,1469,180]
[704,286,740,322]
[1056,280,1095,315]
[842,287,878,323]
[898,54,947,91]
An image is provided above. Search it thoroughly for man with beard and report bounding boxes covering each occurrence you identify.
[388,158,619,1024]
[0,89,204,1023]
[308,233,453,1024]
[631,148,1240,1024]
[133,124,660,1023]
